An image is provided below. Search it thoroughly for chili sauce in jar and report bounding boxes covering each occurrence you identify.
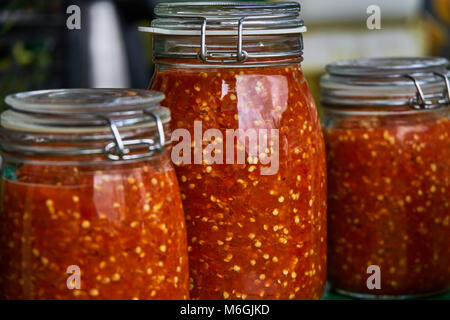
[143,2,327,299]
[0,89,189,300]
[321,57,450,299]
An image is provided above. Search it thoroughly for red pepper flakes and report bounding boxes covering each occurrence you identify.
[0,158,189,300]
[325,111,450,296]
[151,61,327,300]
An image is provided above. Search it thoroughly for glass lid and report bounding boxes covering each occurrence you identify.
[5,88,164,115]
[154,1,301,18]
[147,1,305,34]
[321,57,450,109]
[326,57,449,77]
[2,88,169,133]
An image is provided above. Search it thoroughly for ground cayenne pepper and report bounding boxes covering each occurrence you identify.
[151,62,327,299]
[325,110,450,296]
[0,159,189,300]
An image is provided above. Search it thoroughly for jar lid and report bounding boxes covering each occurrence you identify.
[321,57,450,109]
[139,2,306,63]
[5,88,164,115]
[1,89,170,161]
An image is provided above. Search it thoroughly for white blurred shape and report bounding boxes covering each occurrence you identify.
[298,0,422,23]
[88,1,130,88]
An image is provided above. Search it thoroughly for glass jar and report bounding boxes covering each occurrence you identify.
[142,2,327,300]
[321,57,450,299]
[0,89,189,300]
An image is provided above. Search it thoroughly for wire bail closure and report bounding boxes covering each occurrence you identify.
[197,17,249,63]
[406,72,450,110]
[104,110,166,161]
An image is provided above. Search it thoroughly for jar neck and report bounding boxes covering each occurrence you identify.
[153,56,303,70]
[0,123,172,164]
[152,33,303,66]
[322,103,449,117]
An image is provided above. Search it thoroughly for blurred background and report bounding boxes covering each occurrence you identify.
[0,0,449,110]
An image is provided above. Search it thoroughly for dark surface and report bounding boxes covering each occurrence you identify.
[322,285,450,300]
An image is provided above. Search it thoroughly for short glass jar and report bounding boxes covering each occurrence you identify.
[0,89,189,300]
[143,2,327,300]
[321,57,450,299]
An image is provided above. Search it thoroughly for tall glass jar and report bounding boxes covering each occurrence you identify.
[143,2,327,300]
[0,89,189,300]
[321,57,450,299]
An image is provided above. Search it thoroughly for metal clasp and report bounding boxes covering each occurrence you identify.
[434,72,450,101]
[143,109,165,149]
[197,17,248,63]
[104,110,166,161]
[405,73,450,110]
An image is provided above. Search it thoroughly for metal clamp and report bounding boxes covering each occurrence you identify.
[104,110,166,161]
[197,18,249,63]
[405,73,450,110]
[143,109,165,150]
[434,72,450,101]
